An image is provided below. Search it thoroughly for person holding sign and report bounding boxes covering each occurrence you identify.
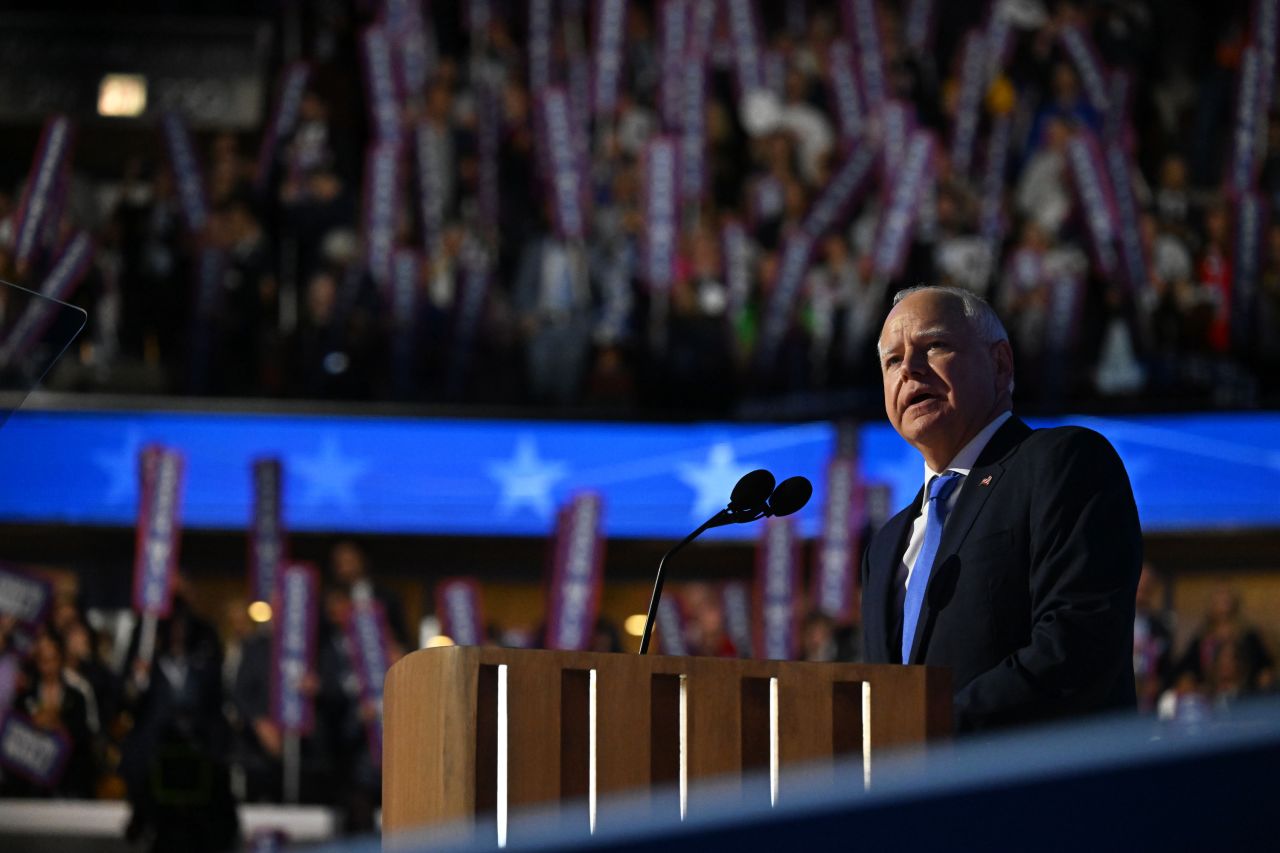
[861,286,1142,732]
[10,632,96,797]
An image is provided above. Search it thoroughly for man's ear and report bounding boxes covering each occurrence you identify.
[992,339,1015,396]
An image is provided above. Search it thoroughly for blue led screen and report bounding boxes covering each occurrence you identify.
[0,408,1276,537]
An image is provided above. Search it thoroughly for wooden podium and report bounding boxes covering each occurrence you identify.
[383,647,950,838]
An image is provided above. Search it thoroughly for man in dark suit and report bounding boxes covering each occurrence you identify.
[861,286,1142,732]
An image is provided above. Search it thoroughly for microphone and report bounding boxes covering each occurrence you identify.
[638,470,810,654]
[728,468,775,515]
[764,476,812,518]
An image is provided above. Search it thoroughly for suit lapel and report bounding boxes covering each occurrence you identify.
[907,417,1033,664]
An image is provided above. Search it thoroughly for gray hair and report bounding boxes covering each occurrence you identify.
[881,285,1014,394]
[887,285,1009,347]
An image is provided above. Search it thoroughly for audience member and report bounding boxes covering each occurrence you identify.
[1133,564,1176,712]
[10,632,98,798]
[2,1,1271,416]
[1171,588,1276,696]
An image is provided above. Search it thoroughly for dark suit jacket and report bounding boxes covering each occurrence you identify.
[860,416,1142,732]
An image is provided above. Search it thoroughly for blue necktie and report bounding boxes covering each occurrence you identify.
[902,471,962,663]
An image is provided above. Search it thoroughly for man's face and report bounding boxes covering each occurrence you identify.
[879,291,1012,468]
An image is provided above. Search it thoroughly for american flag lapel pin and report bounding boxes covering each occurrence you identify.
[980,475,993,486]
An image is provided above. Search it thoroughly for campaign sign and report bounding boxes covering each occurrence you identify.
[679,63,707,204]
[755,516,798,660]
[879,99,916,182]
[528,0,554,94]
[1065,132,1120,280]
[475,78,502,236]
[272,562,318,735]
[812,455,862,621]
[13,115,73,268]
[980,114,1014,248]
[414,122,447,253]
[0,232,93,373]
[1229,45,1263,193]
[687,0,719,63]
[755,234,816,369]
[1058,25,1111,114]
[448,245,492,391]
[903,0,936,54]
[0,712,70,788]
[186,245,226,393]
[359,25,401,145]
[591,0,628,116]
[802,143,877,240]
[535,88,587,241]
[864,482,893,531]
[249,458,286,606]
[0,654,19,713]
[871,130,935,281]
[1232,190,1267,351]
[983,6,1016,83]
[721,220,753,323]
[1255,0,1279,176]
[949,30,986,177]
[1045,273,1086,357]
[132,446,185,618]
[362,142,401,288]
[724,0,763,95]
[436,578,487,647]
[827,40,864,142]
[658,0,689,130]
[642,136,680,291]
[721,580,754,658]
[160,112,208,235]
[844,0,887,113]
[1106,139,1149,296]
[656,594,690,656]
[386,0,434,104]
[0,563,52,630]
[544,493,606,651]
[345,598,392,765]
[254,62,311,190]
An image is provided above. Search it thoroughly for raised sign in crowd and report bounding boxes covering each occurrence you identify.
[0,481,1274,829]
[0,0,1278,412]
[1,0,1280,841]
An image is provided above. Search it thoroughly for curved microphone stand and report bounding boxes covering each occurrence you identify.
[637,471,810,655]
[636,505,763,654]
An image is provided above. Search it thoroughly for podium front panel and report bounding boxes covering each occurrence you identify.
[383,647,950,838]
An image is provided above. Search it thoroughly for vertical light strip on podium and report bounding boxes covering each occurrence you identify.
[679,674,688,820]
[497,664,509,848]
[862,682,872,789]
[588,668,597,834]
[769,677,779,807]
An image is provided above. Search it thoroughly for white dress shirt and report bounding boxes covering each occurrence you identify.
[900,411,1013,587]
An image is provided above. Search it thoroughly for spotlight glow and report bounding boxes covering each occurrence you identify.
[98,74,147,117]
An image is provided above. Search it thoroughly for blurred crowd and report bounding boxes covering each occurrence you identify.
[0,541,410,845]
[2,542,1274,848]
[1,0,1278,415]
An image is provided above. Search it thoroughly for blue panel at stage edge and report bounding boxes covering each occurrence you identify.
[0,408,1276,538]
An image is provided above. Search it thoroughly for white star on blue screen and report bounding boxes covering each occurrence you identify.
[677,442,761,520]
[92,428,144,505]
[290,435,370,510]
[487,435,567,519]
